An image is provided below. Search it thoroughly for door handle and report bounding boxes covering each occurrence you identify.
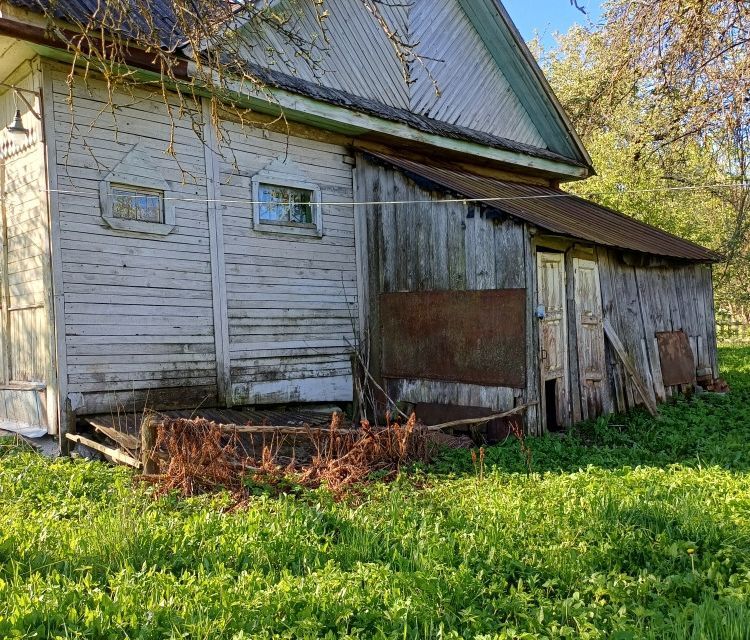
[541,349,548,361]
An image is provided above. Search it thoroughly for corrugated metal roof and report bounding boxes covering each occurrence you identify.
[366,150,720,262]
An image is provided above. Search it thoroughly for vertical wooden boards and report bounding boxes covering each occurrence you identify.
[40,60,66,437]
[446,200,467,291]
[494,218,525,289]
[598,245,719,413]
[572,257,610,420]
[201,98,231,406]
[524,230,540,434]
[634,267,666,402]
[565,251,582,424]
[356,155,527,419]
[603,318,658,416]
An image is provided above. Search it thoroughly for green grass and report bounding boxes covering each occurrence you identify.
[2,347,750,639]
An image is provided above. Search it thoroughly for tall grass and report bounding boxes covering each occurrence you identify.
[1,346,750,639]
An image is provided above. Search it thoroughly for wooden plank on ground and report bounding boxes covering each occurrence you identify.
[65,433,142,468]
[87,419,141,452]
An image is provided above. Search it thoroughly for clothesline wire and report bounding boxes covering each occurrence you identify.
[0,181,748,207]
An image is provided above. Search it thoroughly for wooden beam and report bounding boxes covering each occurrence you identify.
[65,433,142,468]
[424,403,535,431]
[603,318,658,416]
[87,419,141,451]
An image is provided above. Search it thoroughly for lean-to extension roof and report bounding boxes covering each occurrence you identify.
[365,150,720,263]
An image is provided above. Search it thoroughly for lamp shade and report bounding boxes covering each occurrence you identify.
[7,109,28,137]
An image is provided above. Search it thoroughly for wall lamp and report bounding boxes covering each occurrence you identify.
[0,83,42,141]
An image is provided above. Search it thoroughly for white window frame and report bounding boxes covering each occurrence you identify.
[100,178,175,236]
[251,174,323,237]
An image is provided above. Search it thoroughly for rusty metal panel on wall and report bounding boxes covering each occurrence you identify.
[656,330,696,386]
[380,289,526,388]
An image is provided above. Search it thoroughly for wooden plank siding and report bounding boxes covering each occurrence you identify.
[216,116,358,405]
[1,67,49,386]
[0,61,53,434]
[358,155,720,434]
[45,63,219,414]
[44,61,359,413]
[597,248,718,413]
[355,153,532,427]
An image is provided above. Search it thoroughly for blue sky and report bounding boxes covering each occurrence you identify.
[503,0,603,47]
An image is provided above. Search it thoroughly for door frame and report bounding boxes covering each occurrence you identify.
[536,251,570,431]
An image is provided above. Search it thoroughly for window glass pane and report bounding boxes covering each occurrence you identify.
[111,187,164,223]
[258,183,314,224]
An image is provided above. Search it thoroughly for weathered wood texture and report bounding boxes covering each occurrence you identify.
[358,156,718,433]
[217,117,357,405]
[0,61,56,436]
[0,67,50,387]
[46,63,219,414]
[597,247,718,413]
[241,0,544,147]
[355,154,534,427]
[45,61,358,413]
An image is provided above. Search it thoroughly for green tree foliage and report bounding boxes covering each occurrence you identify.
[538,1,750,317]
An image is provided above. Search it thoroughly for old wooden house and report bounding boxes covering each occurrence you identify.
[0,0,720,442]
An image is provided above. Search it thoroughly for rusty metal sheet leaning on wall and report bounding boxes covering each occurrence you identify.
[380,289,526,388]
[656,330,697,387]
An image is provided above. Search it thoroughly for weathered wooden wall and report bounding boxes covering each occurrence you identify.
[44,62,219,415]
[355,153,541,432]
[43,61,358,417]
[597,248,718,413]
[359,155,720,434]
[0,60,53,433]
[217,117,357,405]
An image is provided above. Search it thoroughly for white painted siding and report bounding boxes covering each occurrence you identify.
[217,118,357,404]
[45,63,219,414]
[44,61,357,412]
[0,62,52,433]
[1,66,49,385]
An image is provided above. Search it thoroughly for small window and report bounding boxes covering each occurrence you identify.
[258,183,314,226]
[99,146,175,236]
[252,175,322,237]
[111,186,164,224]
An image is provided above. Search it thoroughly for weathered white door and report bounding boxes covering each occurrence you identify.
[573,258,608,420]
[537,252,569,430]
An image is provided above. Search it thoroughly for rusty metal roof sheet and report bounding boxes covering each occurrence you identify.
[366,151,720,263]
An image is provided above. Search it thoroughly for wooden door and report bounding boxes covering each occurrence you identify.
[573,258,608,420]
[537,252,569,430]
